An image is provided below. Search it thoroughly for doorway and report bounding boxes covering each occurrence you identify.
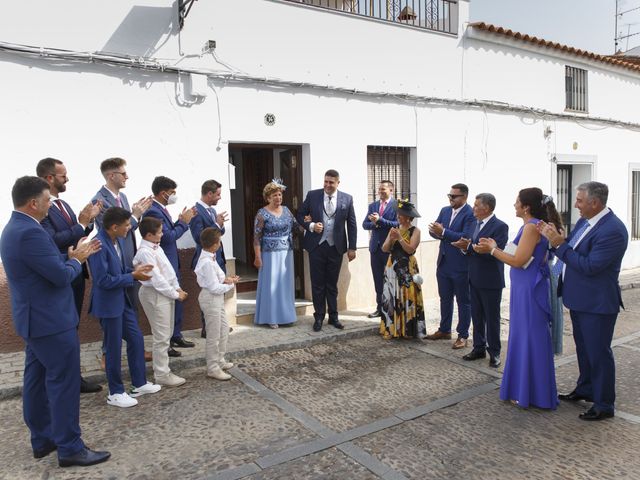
[229,144,305,300]
[556,160,594,233]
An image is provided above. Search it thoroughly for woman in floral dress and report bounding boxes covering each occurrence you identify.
[380,200,426,339]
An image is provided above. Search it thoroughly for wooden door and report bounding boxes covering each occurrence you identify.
[243,148,274,267]
[279,147,304,298]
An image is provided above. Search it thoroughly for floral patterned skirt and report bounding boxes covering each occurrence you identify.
[379,254,426,339]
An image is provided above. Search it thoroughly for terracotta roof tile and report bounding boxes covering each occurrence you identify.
[469,22,640,74]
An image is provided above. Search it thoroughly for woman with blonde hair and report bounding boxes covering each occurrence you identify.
[253,179,301,328]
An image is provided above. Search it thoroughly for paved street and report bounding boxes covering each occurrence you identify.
[1,285,640,479]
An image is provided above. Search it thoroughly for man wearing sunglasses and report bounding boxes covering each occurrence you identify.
[37,157,103,394]
[427,183,475,349]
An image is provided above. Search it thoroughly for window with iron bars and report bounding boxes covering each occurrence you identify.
[565,66,588,113]
[632,170,640,240]
[367,146,411,204]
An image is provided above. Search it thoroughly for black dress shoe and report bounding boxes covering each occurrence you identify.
[489,355,501,368]
[367,310,381,318]
[168,347,182,358]
[80,377,102,394]
[312,319,322,332]
[171,337,195,348]
[58,447,111,468]
[328,319,344,329]
[33,443,57,459]
[462,349,486,361]
[579,407,614,421]
[559,390,592,403]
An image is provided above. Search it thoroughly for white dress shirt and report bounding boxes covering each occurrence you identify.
[197,200,221,228]
[133,239,181,299]
[443,205,464,236]
[195,249,233,295]
[573,207,611,249]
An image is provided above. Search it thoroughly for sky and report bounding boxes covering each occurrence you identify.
[470,0,640,55]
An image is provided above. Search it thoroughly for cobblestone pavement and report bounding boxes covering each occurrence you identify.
[1,273,640,479]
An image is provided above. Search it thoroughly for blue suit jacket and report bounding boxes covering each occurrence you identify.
[430,204,475,273]
[142,201,189,273]
[189,202,226,271]
[556,211,628,314]
[362,198,399,253]
[0,212,82,338]
[466,215,509,289]
[296,189,357,255]
[92,186,138,268]
[41,198,92,253]
[87,229,135,318]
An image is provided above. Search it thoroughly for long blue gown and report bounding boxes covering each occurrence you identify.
[500,219,559,409]
[253,207,298,326]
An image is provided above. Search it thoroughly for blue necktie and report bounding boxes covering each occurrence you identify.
[552,221,589,276]
[472,220,483,241]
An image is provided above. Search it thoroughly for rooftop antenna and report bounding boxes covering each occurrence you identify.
[615,0,640,53]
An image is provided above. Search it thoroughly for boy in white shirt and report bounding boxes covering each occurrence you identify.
[133,217,188,387]
[195,228,239,380]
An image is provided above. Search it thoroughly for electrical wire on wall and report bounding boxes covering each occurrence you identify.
[1,40,640,132]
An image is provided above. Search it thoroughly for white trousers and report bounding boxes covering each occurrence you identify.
[138,286,174,379]
[199,290,229,373]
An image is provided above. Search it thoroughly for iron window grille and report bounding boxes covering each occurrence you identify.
[286,0,458,35]
[565,66,588,113]
[367,146,411,204]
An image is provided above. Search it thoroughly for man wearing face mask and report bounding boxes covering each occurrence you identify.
[142,176,197,354]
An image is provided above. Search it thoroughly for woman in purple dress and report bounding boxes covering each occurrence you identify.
[475,188,563,409]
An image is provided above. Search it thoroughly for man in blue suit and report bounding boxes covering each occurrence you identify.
[190,179,227,273]
[541,181,628,421]
[36,157,102,394]
[455,193,508,368]
[297,169,357,332]
[142,176,196,353]
[1,176,110,467]
[362,180,398,318]
[190,179,228,338]
[87,207,159,408]
[92,157,153,366]
[427,183,476,349]
[92,157,152,272]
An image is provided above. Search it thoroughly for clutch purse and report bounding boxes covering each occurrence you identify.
[504,242,534,269]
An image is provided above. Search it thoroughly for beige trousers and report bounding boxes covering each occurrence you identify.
[198,290,229,373]
[138,285,174,379]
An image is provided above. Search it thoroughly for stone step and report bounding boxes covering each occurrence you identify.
[236,302,314,325]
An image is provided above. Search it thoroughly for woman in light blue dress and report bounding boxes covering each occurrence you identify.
[253,180,301,328]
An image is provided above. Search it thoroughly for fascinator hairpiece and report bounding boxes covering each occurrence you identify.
[271,178,287,191]
[395,198,421,218]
